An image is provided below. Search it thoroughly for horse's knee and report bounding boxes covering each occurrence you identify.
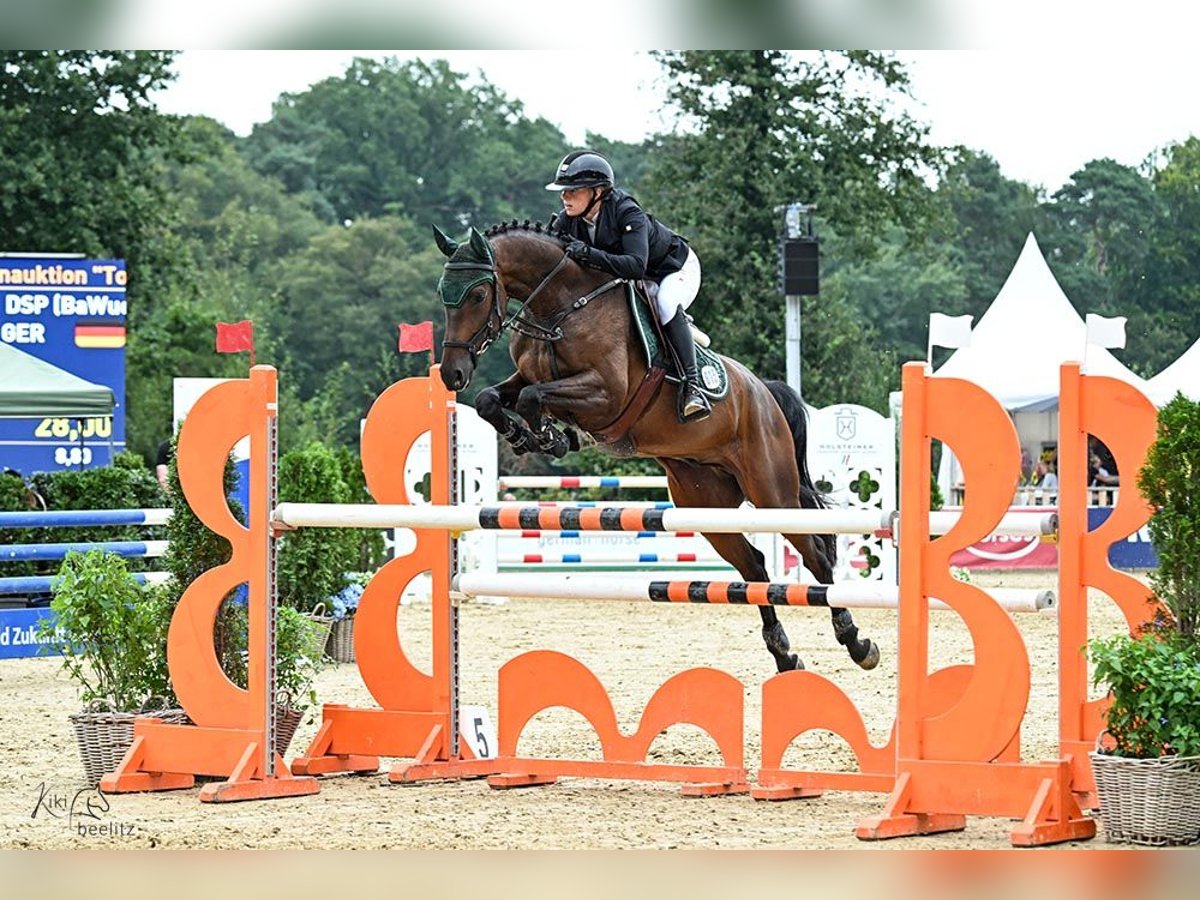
[475,387,503,422]
[515,385,542,427]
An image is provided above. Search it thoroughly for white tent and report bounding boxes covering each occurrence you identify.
[934,233,1147,410]
[930,233,1147,499]
[1146,336,1200,406]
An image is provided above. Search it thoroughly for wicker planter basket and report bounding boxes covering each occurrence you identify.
[305,604,334,654]
[1090,751,1200,846]
[326,616,355,663]
[70,706,189,788]
[274,703,304,757]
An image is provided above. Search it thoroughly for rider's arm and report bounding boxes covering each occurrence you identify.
[583,202,649,279]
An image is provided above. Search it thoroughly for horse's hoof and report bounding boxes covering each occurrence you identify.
[775,652,804,673]
[856,642,881,671]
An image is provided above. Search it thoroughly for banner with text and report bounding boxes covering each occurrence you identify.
[0,257,126,474]
[946,506,1158,570]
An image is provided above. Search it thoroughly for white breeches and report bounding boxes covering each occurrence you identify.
[654,247,701,322]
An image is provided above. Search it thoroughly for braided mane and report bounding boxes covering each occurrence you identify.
[483,219,571,245]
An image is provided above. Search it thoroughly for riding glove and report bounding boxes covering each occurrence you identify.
[564,240,592,264]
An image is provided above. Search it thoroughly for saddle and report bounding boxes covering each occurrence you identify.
[627,283,728,399]
[591,285,729,447]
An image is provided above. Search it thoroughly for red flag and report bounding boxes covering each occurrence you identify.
[398,321,433,352]
[216,320,254,354]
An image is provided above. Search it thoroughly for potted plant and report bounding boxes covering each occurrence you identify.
[37,549,186,787]
[326,579,365,663]
[1088,392,1200,845]
[217,600,327,753]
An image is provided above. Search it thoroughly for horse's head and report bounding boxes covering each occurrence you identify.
[434,225,505,391]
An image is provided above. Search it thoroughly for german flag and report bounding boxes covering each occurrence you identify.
[74,322,126,349]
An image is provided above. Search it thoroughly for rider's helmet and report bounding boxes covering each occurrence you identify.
[545,150,615,191]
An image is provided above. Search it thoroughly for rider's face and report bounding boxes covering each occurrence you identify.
[560,186,599,218]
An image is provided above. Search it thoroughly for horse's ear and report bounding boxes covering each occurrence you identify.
[432,225,458,257]
[468,227,492,261]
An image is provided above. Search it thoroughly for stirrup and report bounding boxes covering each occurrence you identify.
[678,384,711,423]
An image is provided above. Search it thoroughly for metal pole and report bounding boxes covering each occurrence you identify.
[785,294,802,395]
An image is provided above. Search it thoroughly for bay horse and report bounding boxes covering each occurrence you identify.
[433,221,879,674]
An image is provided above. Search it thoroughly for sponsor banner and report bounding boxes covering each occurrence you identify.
[947,508,1059,569]
[0,607,60,660]
[0,257,127,473]
[946,506,1158,570]
[1090,507,1158,569]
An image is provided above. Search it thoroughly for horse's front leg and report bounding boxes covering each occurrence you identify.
[475,373,542,455]
[515,370,608,458]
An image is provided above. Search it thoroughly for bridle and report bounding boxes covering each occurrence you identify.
[438,257,505,364]
[440,240,623,361]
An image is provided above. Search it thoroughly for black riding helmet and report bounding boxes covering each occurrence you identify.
[545,150,614,191]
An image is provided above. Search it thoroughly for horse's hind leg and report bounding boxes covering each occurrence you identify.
[782,528,880,671]
[659,459,801,673]
[736,436,881,671]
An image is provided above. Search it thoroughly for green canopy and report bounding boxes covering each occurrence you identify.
[0,342,115,418]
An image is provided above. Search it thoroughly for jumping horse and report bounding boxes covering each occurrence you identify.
[434,221,879,673]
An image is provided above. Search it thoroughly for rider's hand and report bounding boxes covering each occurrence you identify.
[565,240,591,264]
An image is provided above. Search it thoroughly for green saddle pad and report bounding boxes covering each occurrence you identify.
[627,285,729,401]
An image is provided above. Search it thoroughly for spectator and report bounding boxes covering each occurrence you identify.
[1035,459,1058,493]
[1088,454,1119,487]
[155,439,172,490]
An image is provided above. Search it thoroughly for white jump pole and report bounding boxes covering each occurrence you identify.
[451,572,1055,613]
[273,502,1056,539]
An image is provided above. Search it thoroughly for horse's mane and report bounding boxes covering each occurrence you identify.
[483,219,572,245]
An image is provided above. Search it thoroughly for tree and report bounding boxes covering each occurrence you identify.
[1134,137,1200,375]
[1046,158,1160,317]
[264,215,450,442]
[824,226,969,368]
[640,52,944,387]
[242,57,569,228]
[929,150,1048,313]
[0,52,189,301]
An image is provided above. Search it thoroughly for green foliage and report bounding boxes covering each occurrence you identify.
[930,474,944,512]
[276,442,360,613]
[929,150,1048,312]
[161,433,239,587]
[266,216,445,412]
[215,602,328,712]
[0,471,41,578]
[640,52,944,386]
[241,57,569,226]
[333,446,385,571]
[1088,632,1200,758]
[37,550,173,711]
[1139,394,1200,639]
[0,52,187,257]
[18,461,165,573]
[30,460,163,514]
[1089,393,1200,760]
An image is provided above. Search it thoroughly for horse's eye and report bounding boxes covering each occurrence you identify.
[472,289,487,305]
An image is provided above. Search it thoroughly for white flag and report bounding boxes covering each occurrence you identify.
[1085,314,1127,350]
[928,313,973,350]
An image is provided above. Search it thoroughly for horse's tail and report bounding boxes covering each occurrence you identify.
[764,379,837,566]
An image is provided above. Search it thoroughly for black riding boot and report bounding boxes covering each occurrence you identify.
[662,309,711,422]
